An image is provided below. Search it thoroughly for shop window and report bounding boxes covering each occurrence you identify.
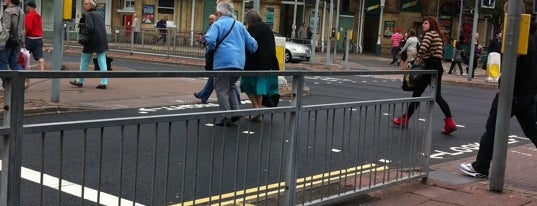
[158,0,174,15]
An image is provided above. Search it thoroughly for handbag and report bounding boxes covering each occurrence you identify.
[262,94,280,107]
[205,20,236,71]
[401,60,425,91]
[6,9,21,48]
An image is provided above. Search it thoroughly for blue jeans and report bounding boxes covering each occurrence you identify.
[78,52,108,85]
[473,93,537,176]
[0,45,22,87]
[197,77,241,103]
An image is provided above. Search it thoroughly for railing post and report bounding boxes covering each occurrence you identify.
[284,74,304,205]
[0,74,26,206]
[422,71,438,181]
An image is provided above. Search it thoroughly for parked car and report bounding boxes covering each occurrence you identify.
[274,33,311,63]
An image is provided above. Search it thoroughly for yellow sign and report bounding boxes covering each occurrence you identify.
[502,14,531,55]
[63,0,73,21]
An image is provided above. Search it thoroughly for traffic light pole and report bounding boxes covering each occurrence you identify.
[468,0,479,81]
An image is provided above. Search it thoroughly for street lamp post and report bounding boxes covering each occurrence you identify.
[375,0,385,56]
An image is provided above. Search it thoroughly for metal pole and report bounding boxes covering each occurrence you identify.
[468,0,479,80]
[283,74,304,205]
[326,0,334,66]
[358,0,365,53]
[333,0,340,63]
[291,0,298,38]
[490,0,522,192]
[50,0,65,102]
[321,1,327,52]
[242,0,246,22]
[436,0,441,19]
[310,0,321,63]
[375,0,385,56]
[456,0,463,42]
[190,0,196,46]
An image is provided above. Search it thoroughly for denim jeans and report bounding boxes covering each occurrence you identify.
[78,52,108,85]
[197,77,241,103]
[473,93,537,175]
[0,45,22,87]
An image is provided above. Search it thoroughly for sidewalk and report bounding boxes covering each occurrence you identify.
[17,49,537,205]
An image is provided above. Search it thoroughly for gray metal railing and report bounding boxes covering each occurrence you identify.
[44,21,207,59]
[0,70,436,206]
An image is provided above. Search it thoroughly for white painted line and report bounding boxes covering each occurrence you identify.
[0,160,144,206]
[418,118,426,121]
[378,159,392,163]
[456,124,465,128]
[331,149,341,153]
[242,131,255,135]
[205,123,214,127]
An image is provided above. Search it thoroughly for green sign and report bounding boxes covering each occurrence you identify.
[266,7,275,29]
[401,0,422,12]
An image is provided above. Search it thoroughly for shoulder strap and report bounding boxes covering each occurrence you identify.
[214,20,236,51]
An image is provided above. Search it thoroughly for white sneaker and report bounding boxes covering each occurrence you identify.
[459,162,487,178]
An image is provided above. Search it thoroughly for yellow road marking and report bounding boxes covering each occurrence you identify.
[171,163,387,206]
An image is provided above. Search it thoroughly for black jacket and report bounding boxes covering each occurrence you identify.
[79,10,108,53]
[244,21,278,71]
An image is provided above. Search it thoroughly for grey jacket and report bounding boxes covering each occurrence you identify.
[0,5,25,46]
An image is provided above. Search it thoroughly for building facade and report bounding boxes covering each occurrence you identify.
[27,0,491,55]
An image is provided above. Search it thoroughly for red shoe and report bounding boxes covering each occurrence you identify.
[392,115,408,127]
[441,117,457,134]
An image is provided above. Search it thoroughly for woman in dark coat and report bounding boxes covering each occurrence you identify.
[70,0,109,89]
[241,9,279,122]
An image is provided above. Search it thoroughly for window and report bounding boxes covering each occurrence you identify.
[124,0,134,8]
[158,0,174,15]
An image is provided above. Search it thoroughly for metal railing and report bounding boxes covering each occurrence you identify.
[0,69,436,205]
[44,21,207,59]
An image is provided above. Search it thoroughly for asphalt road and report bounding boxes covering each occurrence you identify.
[17,53,531,205]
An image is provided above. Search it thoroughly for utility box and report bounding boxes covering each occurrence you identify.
[485,52,501,82]
[275,37,286,71]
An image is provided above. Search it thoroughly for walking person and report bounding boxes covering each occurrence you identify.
[0,0,25,88]
[132,13,141,44]
[194,13,241,104]
[241,9,279,123]
[24,1,44,71]
[155,15,167,44]
[449,43,464,75]
[399,29,418,70]
[392,17,457,135]
[69,0,109,89]
[390,27,403,65]
[204,1,257,127]
[460,0,537,178]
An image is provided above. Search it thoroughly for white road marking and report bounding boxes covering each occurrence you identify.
[242,131,255,134]
[331,149,341,152]
[0,160,144,206]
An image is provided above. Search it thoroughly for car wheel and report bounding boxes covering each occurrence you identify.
[285,50,291,63]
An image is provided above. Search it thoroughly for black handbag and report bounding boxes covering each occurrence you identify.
[401,60,425,91]
[205,20,236,71]
[262,94,280,107]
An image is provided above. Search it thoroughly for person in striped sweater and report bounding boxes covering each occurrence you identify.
[393,16,457,135]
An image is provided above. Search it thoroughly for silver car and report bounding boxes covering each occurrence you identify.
[274,33,311,63]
